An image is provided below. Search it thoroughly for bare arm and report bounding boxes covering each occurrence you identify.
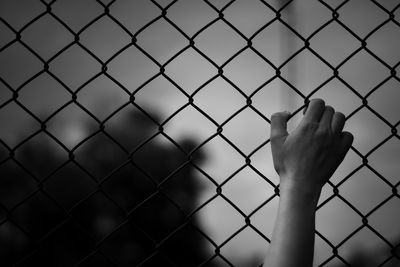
[263,99,353,267]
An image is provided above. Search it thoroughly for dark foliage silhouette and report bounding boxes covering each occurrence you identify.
[340,237,400,267]
[0,109,214,266]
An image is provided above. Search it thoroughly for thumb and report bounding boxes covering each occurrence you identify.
[270,111,290,142]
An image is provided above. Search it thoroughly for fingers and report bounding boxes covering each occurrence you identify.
[303,99,325,123]
[319,106,334,129]
[270,111,290,141]
[336,131,354,161]
[303,100,346,135]
[331,112,346,135]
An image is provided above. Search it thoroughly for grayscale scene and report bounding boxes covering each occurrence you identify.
[0,0,399,266]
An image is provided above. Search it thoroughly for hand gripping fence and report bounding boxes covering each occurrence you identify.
[0,0,399,266]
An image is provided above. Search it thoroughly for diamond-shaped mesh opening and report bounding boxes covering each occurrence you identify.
[369,196,400,243]
[51,0,104,32]
[94,219,156,266]
[367,21,400,66]
[130,192,188,242]
[1,1,400,265]
[346,107,391,155]
[329,148,360,185]
[0,102,41,146]
[0,142,9,164]
[206,0,235,10]
[76,75,127,121]
[193,196,245,246]
[0,80,12,108]
[49,44,101,90]
[44,163,98,210]
[134,76,188,121]
[195,20,247,65]
[14,132,68,180]
[69,190,126,241]
[104,166,155,211]
[79,16,131,61]
[368,137,400,185]
[310,21,360,66]
[0,160,37,210]
[222,166,274,214]
[250,196,279,239]
[339,167,392,214]
[137,18,189,64]
[0,42,43,88]
[157,223,218,266]
[281,49,332,95]
[314,233,337,266]
[286,1,331,37]
[165,48,217,95]
[224,48,276,94]
[251,79,296,119]
[368,78,400,124]
[220,226,268,266]
[110,1,160,34]
[195,135,245,184]
[224,0,276,37]
[338,227,390,266]
[251,163,278,194]
[0,0,45,30]
[17,73,71,120]
[168,0,217,36]
[194,77,245,123]
[11,190,67,241]
[107,44,159,93]
[73,131,128,180]
[162,105,217,144]
[316,197,361,246]
[0,20,18,49]
[311,78,360,115]
[17,220,95,266]
[339,49,389,96]
[0,219,30,265]
[339,0,387,37]
[223,108,270,154]
[20,14,74,60]
[45,103,99,150]
[253,20,304,67]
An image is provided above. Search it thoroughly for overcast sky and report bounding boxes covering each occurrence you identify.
[0,0,399,265]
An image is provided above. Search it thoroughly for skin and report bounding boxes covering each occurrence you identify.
[263,99,354,267]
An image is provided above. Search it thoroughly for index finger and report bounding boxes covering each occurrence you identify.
[303,99,325,123]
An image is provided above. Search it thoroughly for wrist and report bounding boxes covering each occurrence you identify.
[279,178,322,207]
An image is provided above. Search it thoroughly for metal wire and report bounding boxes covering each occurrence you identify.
[0,0,399,266]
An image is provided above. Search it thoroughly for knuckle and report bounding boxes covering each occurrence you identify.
[317,127,330,138]
[301,121,319,132]
[311,98,325,106]
[325,105,334,113]
[335,112,345,120]
[271,111,284,120]
[270,134,281,143]
[271,112,280,120]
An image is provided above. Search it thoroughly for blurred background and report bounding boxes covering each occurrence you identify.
[0,0,399,266]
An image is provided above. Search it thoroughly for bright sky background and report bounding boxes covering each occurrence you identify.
[0,0,400,265]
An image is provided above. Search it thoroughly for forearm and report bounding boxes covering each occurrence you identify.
[265,100,353,266]
[264,180,320,267]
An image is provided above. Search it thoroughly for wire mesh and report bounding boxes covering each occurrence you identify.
[0,0,399,266]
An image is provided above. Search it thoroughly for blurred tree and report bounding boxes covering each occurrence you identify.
[0,108,215,266]
[330,236,400,267]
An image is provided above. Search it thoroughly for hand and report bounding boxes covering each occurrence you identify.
[270,99,353,194]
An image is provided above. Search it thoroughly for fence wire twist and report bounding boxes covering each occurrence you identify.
[0,0,399,266]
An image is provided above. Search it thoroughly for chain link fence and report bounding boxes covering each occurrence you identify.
[0,0,399,266]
